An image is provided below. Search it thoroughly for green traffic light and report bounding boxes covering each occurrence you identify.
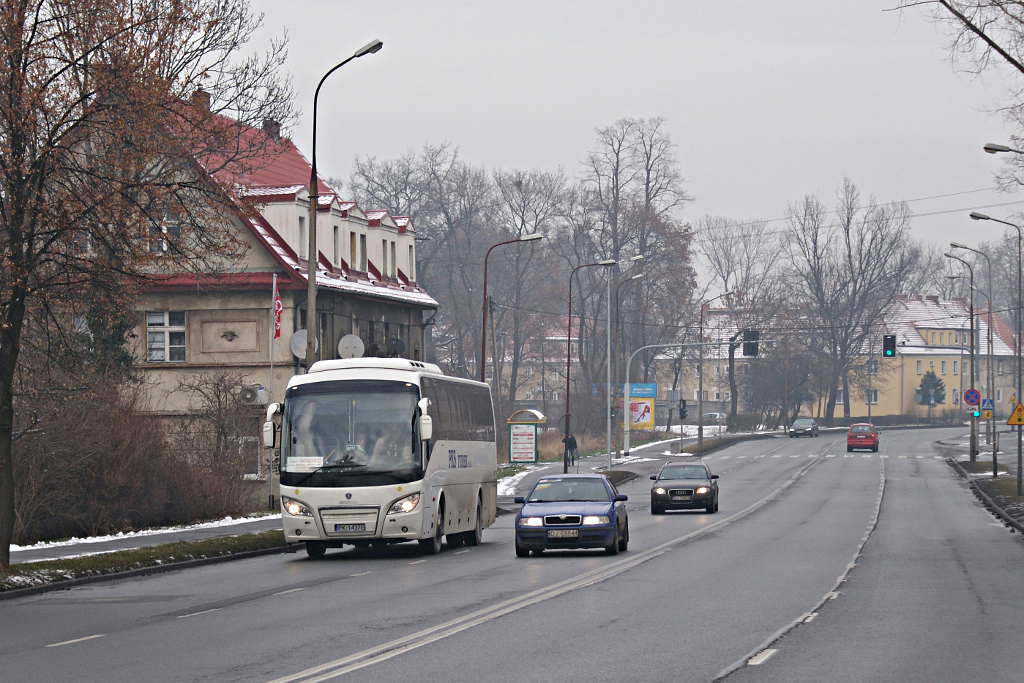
[972,411,981,418]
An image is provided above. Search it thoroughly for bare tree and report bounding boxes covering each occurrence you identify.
[787,179,921,423]
[0,0,294,567]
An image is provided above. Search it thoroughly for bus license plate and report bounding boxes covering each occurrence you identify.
[547,529,578,538]
[335,524,365,532]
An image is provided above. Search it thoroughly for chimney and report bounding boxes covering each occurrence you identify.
[191,89,211,111]
[262,119,281,141]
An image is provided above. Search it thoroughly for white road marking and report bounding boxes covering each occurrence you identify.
[453,549,472,555]
[349,571,373,577]
[826,454,835,458]
[274,588,306,596]
[880,455,888,458]
[178,608,220,619]
[862,454,872,458]
[844,454,854,458]
[408,559,427,565]
[747,649,778,666]
[899,455,907,459]
[46,634,105,648]
[803,613,818,623]
[789,455,801,458]
[719,456,731,460]
[771,455,782,458]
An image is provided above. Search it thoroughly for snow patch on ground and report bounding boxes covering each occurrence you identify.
[497,465,545,496]
[10,514,282,553]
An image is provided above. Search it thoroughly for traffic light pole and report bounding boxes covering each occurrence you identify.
[622,339,764,456]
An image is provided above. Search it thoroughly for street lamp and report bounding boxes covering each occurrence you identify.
[698,292,733,452]
[970,212,1023,493]
[984,142,1024,155]
[945,252,978,459]
[563,259,616,473]
[304,40,384,369]
[613,273,643,457]
[480,234,544,383]
[606,255,643,471]
[951,242,997,471]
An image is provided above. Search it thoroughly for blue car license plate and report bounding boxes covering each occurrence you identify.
[547,529,578,538]
[335,523,365,532]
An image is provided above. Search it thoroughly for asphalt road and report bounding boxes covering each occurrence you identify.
[3,427,1022,682]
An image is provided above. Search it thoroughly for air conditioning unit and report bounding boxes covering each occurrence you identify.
[238,384,269,405]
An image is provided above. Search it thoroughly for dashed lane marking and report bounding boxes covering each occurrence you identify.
[408,559,427,565]
[46,634,105,648]
[747,649,778,666]
[178,608,220,619]
[349,571,373,577]
[274,588,306,596]
[453,549,472,555]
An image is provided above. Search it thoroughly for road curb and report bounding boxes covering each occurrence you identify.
[0,544,296,602]
[946,458,1024,535]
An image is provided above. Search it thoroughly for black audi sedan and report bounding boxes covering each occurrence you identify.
[788,417,819,438]
[650,462,718,514]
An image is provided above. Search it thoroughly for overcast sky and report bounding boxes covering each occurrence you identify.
[250,1,1023,260]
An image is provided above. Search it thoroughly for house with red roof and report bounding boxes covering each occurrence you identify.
[132,103,437,420]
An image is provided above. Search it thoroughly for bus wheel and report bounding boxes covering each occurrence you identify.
[420,508,444,555]
[466,499,483,546]
[305,541,327,559]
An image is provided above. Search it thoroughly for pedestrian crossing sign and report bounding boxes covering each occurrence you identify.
[1007,402,1024,426]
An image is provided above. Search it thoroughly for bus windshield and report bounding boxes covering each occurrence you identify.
[282,380,420,481]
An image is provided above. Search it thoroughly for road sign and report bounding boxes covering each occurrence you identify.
[964,389,981,406]
[982,410,993,420]
[1007,403,1024,426]
[982,398,994,410]
[1010,393,1017,405]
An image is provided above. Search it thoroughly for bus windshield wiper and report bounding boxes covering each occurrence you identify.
[294,462,366,485]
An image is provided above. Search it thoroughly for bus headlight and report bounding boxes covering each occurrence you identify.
[518,517,543,527]
[582,516,610,525]
[388,493,421,515]
[282,496,312,517]
[696,487,709,494]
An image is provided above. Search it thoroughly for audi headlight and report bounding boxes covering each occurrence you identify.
[582,515,610,525]
[696,487,709,494]
[654,487,666,495]
[388,493,421,515]
[518,517,543,527]
[282,496,312,517]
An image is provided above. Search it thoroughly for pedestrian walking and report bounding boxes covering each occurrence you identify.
[562,434,578,467]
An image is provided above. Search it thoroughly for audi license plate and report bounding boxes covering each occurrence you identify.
[547,529,578,539]
[334,523,365,532]
[672,495,691,502]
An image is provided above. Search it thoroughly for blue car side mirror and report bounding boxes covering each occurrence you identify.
[614,494,628,502]
[711,475,719,479]
[514,496,525,504]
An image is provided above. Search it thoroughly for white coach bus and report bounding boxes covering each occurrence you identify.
[264,358,497,558]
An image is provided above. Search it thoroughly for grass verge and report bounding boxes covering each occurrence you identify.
[956,460,1005,475]
[974,475,1024,525]
[1,529,287,594]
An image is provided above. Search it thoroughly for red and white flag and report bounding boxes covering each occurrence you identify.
[272,277,283,339]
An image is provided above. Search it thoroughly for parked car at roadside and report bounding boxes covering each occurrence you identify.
[789,417,819,438]
[847,423,879,452]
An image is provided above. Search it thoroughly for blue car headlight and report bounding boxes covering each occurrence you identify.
[518,517,543,527]
[582,515,610,525]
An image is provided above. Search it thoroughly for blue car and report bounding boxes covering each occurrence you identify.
[513,474,629,557]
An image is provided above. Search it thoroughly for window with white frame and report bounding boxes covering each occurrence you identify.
[916,360,923,375]
[941,360,947,375]
[953,360,958,375]
[865,389,878,405]
[298,216,307,259]
[408,244,415,280]
[997,388,1003,402]
[146,311,185,362]
[866,359,878,375]
[333,225,340,266]
[391,241,397,277]
[836,388,845,405]
[359,234,367,270]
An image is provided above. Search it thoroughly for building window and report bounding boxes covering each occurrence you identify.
[146,311,185,362]
[333,225,340,266]
[953,388,960,405]
[350,232,358,268]
[931,332,936,344]
[865,389,878,405]
[409,244,415,280]
[866,359,878,375]
[836,388,845,405]
[714,391,720,401]
[953,360,958,375]
[997,388,1003,402]
[940,332,944,345]
[298,216,307,259]
[391,241,397,277]
[725,391,731,401]
[359,234,367,271]
[382,239,388,276]
[941,360,946,375]
[916,360,922,374]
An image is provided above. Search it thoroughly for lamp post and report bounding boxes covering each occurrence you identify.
[952,242,997,472]
[945,253,978,459]
[564,259,616,473]
[970,212,1023,493]
[613,273,643,457]
[984,142,1024,155]
[480,234,544,383]
[698,292,732,453]
[304,40,384,370]
[606,256,643,471]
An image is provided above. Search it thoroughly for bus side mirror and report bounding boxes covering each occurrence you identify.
[263,421,276,449]
[419,414,433,441]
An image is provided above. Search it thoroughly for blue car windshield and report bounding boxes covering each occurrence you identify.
[528,480,610,503]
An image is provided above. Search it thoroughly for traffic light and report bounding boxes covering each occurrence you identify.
[972,409,981,419]
[679,399,688,419]
[742,329,760,357]
[882,334,896,357]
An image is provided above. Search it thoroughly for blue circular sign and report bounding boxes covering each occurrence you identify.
[964,389,981,406]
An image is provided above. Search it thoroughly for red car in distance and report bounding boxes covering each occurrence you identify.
[847,423,879,452]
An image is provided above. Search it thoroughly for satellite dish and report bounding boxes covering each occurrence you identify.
[289,329,319,359]
[337,334,365,359]
[385,337,406,357]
